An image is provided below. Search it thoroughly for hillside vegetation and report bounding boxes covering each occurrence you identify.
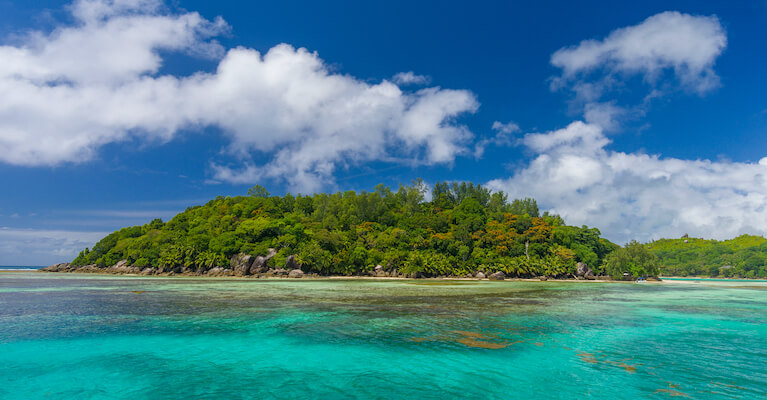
[648,235,767,278]
[71,181,619,278]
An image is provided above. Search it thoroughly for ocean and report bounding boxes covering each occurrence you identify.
[0,273,764,399]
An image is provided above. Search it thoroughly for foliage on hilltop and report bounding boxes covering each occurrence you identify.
[648,235,767,278]
[603,240,660,279]
[71,181,618,277]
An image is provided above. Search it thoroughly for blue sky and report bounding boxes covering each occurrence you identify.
[1,0,766,265]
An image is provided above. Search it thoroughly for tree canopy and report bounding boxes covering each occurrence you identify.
[647,235,767,278]
[603,240,660,279]
[71,181,618,278]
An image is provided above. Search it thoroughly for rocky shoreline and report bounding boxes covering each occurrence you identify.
[40,250,625,281]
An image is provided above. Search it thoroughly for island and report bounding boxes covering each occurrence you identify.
[41,181,767,280]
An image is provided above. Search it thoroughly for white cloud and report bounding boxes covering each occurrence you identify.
[0,0,478,192]
[392,71,431,85]
[0,227,106,265]
[474,120,520,158]
[491,121,520,135]
[488,121,767,244]
[582,102,625,132]
[551,11,727,97]
[485,11,762,244]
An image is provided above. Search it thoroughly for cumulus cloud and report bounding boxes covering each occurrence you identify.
[484,11,761,244]
[0,0,478,192]
[392,71,431,86]
[488,121,767,244]
[551,11,727,100]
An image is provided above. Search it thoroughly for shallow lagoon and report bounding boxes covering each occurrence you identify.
[1,273,765,399]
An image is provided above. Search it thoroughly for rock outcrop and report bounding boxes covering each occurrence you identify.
[285,255,300,271]
[41,263,72,272]
[288,269,304,278]
[209,267,223,275]
[106,260,141,274]
[74,264,101,273]
[249,256,267,274]
[250,248,278,274]
[267,268,288,276]
[230,253,254,276]
[488,271,506,280]
[576,262,595,279]
[475,271,486,279]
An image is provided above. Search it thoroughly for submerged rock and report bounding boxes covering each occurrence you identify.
[488,271,506,281]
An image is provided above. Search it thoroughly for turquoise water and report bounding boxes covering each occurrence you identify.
[1,273,765,399]
[0,266,42,270]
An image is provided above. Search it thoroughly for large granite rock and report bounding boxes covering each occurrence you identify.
[248,248,278,274]
[230,253,254,276]
[208,267,224,276]
[285,255,301,271]
[75,264,101,273]
[267,268,288,276]
[488,271,506,280]
[106,260,140,274]
[576,262,595,279]
[288,269,304,278]
[249,256,267,274]
[374,264,386,277]
[42,263,72,272]
[475,271,486,279]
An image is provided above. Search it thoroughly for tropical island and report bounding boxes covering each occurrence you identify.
[42,181,767,280]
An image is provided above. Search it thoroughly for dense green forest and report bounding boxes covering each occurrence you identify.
[66,181,767,279]
[70,181,620,278]
[648,235,767,278]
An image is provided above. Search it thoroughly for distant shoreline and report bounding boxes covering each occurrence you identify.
[660,276,767,281]
[27,269,625,282]
[12,270,763,282]
[0,267,42,271]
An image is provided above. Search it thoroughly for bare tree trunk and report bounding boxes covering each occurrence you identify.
[525,241,530,260]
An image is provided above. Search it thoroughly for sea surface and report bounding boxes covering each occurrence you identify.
[0,266,42,271]
[1,273,765,399]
